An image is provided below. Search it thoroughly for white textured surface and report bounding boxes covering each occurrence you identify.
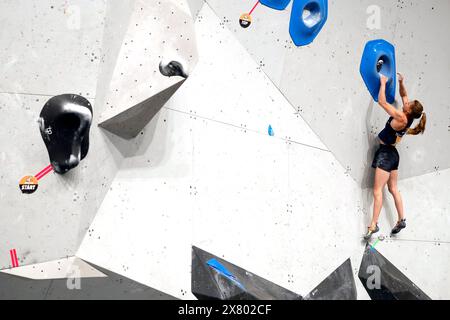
[206,0,293,86]
[0,93,123,270]
[0,0,106,97]
[186,0,206,20]
[364,168,450,244]
[78,108,196,299]
[99,0,198,124]
[77,6,366,299]
[359,168,450,299]
[1,0,449,301]
[206,0,450,185]
[165,6,327,151]
[1,257,106,280]
[390,0,450,182]
[375,239,450,300]
[0,1,122,270]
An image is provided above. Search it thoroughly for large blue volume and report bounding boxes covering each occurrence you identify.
[260,0,292,10]
[289,0,328,46]
[360,39,397,103]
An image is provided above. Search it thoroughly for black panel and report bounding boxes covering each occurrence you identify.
[191,246,301,300]
[358,245,431,300]
[303,258,357,300]
[0,260,176,300]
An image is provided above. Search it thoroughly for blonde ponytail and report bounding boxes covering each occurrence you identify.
[408,112,427,135]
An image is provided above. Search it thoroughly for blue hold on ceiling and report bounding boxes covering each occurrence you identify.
[360,39,397,103]
[289,0,328,46]
[259,0,292,10]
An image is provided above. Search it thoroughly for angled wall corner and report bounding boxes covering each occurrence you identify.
[97,0,199,140]
[95,0,138,111]
[186,0,206,20]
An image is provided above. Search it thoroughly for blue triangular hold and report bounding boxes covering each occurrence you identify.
[206,259,245,289]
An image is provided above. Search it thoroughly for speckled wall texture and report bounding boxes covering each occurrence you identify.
[0,0,449,300]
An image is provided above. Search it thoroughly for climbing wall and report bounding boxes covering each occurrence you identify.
[0,0,198,271]
[206,0,450,186]
[0,0,449,300]
[0,0,123,269]
[76,4,367,299]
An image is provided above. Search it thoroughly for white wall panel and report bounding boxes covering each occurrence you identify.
[165,5,327,151]
[0,0,106,97]
[375,239,450,299]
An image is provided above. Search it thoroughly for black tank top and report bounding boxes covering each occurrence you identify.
[378,117,414,145]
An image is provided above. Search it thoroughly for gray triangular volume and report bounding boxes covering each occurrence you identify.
[0,260,176,300]
[303,258,357,300]
[99,79,185,139]
[191,246,301,300]
[358,245,431,300]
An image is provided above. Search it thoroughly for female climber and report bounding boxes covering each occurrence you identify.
[364,73,427,240]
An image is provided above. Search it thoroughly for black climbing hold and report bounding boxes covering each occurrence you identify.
[159,60,188,78]
[38,94,93,174]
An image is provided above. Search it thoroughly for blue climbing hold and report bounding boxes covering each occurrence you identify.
[207,259,235,278]
[260,0,292,10]
[289,0,328,46]
[206,258,245,289]
[360,39,397,103]
[268,125,275,136]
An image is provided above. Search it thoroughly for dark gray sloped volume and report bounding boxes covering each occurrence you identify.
[358,245,431,300]
[0,261,176,300]
[303,258,357,300]
[191,246,301,300]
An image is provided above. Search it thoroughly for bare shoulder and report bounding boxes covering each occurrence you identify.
[391,112,408,130]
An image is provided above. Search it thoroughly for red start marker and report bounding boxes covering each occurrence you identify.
[19,164,53,194]
[10,249,19,268]
[239,1,260,28]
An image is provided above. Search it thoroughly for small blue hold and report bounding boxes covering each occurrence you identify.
[360,39,397,103]
[289,0,328,46]
[260,0,292,10]
[207,258,245,289]
[268,125,275,137]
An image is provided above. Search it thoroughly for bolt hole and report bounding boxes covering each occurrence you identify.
[376,55,392,78]
[302,2,321,28]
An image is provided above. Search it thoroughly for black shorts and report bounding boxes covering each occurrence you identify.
[372,144,399,172]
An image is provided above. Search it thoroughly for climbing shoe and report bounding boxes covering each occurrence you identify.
[391,219,406,235]
[364,224,379,241]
